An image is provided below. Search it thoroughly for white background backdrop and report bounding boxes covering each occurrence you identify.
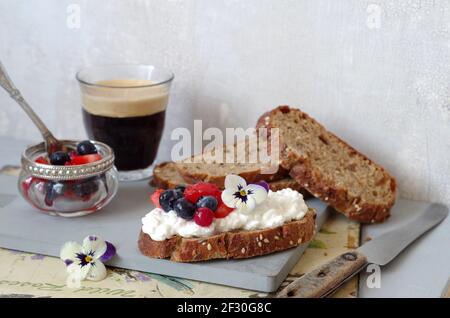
[0,0,449,207]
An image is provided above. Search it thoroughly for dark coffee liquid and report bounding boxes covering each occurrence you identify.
[82,109,165,171]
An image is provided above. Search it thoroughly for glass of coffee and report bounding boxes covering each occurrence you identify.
[76,64,173,181]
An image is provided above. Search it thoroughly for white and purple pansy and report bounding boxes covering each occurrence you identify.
[59,235,116,283]
[221,174,269,212]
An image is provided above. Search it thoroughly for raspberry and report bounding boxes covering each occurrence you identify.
[69,150,78,160]
[21,177,34,198]
[214,202,234,218]
[184,183,221,204]
[150,189,164,208]
[70,154,102,165]
[194,207,215,227]
[35,156,49,164]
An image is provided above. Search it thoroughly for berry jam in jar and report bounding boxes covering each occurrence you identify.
[18,140,118,217]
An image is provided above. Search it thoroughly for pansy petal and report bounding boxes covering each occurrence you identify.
[99,241,116,263]
[86,261,107,281]
[82,235,107,259]
[221,189,239,208]
[64,259,74,266]
[67,262,90,280]
[246,184,268,204]
[60,241,82,262]
[236,196,256,212]
[234,199,245,210]
[224,174,247,191]
[252,181,269,192]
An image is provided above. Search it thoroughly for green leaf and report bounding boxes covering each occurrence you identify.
[319,228,336,234]
[308,239,327,249]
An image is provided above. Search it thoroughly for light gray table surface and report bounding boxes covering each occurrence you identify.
[0,173,330,292]
[0,137,331,292]
[0,137,448,297]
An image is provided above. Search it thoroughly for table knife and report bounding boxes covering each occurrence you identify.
[277,203,448,298]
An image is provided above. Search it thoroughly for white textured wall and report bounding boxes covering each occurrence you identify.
[0,0,449,206]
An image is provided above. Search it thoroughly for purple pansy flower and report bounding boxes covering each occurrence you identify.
[59,235,116,284]
[221,174,268,212]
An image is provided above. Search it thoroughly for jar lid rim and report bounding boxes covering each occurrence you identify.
[21,140,115,180]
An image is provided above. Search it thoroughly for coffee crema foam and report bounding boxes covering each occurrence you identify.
[82,79,169,118]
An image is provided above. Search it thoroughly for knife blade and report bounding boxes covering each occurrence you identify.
[277,203,448,298]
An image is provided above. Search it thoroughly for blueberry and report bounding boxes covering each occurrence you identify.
[159,189,178,212]
[173,198,195,220]
[74,178,99,199]
[196,196,218,211]
[44,181,56,206]
[49,151,71,165]
[174,185,186,193]
[173,187,185,201]
[77,140,98,155]
[174,188,184,200]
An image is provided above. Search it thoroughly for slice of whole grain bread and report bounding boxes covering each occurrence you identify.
[151,161,308,198]
[138,208,315,262]
[256,106,396,223]
[150,161,190,189]
[268,177,302,192]
[176,140,288,188]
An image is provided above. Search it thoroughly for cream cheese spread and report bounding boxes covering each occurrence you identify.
[141,188,308,241]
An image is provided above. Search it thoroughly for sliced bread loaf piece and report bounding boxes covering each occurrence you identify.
[150,161,190,189]
[176,141,288,188]
[268,177,303,192]
[151,161,308,198]
[138,208,315,262]
[257,106,396,223]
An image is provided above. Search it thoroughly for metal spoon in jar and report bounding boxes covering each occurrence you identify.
[0,60,65,155]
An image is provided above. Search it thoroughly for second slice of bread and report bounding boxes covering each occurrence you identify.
[175,141,288,188]
[151,161,309,198]
[257,106,396,223]
[150,161,188,189]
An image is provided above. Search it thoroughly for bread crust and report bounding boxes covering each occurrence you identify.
[176,164,289,189]
[138,208,316,262]
[257,106,396,223]
[151,161,308,196]
[173,140,290,188]
[289,163,394,223]
[150,161,190,189]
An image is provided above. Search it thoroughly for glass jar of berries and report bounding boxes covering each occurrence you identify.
[18,140,119,217]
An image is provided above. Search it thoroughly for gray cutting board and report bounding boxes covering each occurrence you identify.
[0,174,329,292]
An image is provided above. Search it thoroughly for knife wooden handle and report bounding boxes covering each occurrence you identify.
[277,251,368,298]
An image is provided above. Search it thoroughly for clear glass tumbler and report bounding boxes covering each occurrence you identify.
[76,64,174,181]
